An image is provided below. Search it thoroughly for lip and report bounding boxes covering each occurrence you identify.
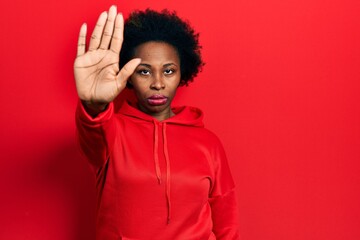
[147,94,168,106]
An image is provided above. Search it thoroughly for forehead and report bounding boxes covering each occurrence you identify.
[133,41,180,64]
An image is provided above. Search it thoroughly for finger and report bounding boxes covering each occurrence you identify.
[88,11,108,51]
[110,13,124,54]
[77,23,87,57]
[117,58,142,85]
[99,5,117,50]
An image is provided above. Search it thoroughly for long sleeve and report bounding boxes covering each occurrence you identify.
[75,100,116,169]
[209,140,241,239]
[209,190,240,239]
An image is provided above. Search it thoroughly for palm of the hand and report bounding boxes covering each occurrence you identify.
[74,50,122,103]
[74,6,140,105]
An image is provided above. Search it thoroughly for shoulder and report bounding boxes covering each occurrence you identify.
[198,127,223,145]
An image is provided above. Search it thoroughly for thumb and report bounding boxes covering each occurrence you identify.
[117,58,142,85]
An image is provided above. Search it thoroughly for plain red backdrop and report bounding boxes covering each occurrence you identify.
[1,0,359,239]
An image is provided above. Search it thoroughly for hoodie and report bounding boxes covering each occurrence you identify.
[76,100,240,240]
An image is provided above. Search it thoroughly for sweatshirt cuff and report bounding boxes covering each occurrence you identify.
[76,100,114,125]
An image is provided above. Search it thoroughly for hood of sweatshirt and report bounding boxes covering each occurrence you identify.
[118,101,205,127]
[116,101,205,224]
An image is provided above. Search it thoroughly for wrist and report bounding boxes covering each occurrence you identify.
[81,100,109,117]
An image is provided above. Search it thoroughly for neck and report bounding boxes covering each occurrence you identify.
[151,110,174,121]
[137,104,174,121]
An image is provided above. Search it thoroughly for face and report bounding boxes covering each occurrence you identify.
[129,41,181,120]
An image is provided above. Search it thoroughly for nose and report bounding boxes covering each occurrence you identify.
[150,73,165,90]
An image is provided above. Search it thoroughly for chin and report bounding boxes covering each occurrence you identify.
[147,104,168,113]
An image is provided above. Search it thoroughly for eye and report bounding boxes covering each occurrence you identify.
[137,69,150,76]
[164,69,175,75]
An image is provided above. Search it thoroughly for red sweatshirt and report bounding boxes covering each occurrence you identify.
[76,100,240,239]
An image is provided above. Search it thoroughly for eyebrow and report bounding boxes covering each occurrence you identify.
[164,63,177,67]
[138,63,178,68]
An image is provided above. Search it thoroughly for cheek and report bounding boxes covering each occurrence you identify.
[168,83,180,96]
[132,80,149,97]
[131,76,145,88]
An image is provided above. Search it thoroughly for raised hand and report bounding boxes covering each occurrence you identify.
[74,6,141,105]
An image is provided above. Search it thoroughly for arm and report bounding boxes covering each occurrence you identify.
[209,141,241,239]
[73,6,140,167]
[75,100,116,168]
[73,5,141,115]
[209,190,240,239]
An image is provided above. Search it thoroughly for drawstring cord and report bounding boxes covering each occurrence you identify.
[153,120,172,224]
[163,123,171,224]
[153,121,162,184]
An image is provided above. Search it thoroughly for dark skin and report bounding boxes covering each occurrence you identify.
[74,6,181,121]
[129,41,181,121]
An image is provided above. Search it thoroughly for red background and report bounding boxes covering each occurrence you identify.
[1,0,360,239]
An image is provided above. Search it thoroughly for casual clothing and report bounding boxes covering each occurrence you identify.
[76,100,240,239]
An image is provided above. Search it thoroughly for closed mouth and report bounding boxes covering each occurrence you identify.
[147,95,168,105]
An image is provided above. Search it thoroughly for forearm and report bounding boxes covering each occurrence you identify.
[76,100,116,168]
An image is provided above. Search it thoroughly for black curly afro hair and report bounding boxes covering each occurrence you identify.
[120,9,204,87]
